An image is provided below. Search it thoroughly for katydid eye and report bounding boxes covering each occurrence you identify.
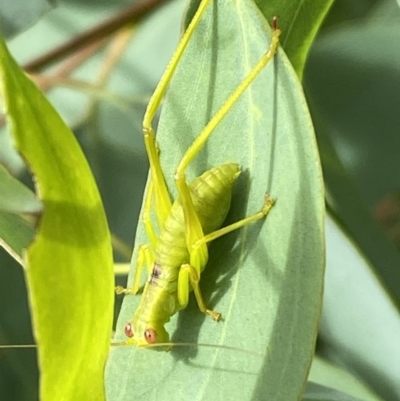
[144,329,157,344]
[124,323,134,338]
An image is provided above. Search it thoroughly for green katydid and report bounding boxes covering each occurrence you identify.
[115,0,281,349]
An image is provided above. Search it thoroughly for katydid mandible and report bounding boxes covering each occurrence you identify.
[116,0,281,348]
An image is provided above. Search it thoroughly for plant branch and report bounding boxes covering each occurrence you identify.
[23,0,172,73]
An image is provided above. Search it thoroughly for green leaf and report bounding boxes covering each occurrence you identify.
[0,34,114,401]
[255,0,334,80]
[0,211,35,262]
[0,0,53,39]
[303,382,366,401]
[305,22,400,309]
[107,0,324,400]
[309,356,385,401]
[0,163,41,261]
[321,214,400,401]
[0,163,43,214]
[184,0,335,79]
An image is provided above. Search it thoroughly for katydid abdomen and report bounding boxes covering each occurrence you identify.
[157,162,240,266]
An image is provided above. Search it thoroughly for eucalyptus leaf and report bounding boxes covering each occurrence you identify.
[321,215,400,401]
[0,163,43,214]
[304,382,365,401]
[305,21,400,307]
[255,0,334,80]
[0,33,114,401]
[0,0,54,39]
[0,162,39,262]
[107,0,324,400]
[309,356,385,401]
[0,211,35,262]
[185,0,334,80]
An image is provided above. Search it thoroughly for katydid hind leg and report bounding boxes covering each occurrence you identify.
[142,178,158,249]
[141,0,214,228]
[142,129,171,227]
[173,27,281,283]
[175,27,281,175]
[194,194,275,249]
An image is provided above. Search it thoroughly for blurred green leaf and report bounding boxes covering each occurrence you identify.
[0,163,39,262]
[0,33,114,401]
[314,122,400,307]
[0,212,35,262]
[0,164,43,214]
[309,356,385,401]
[304,382,366,401]
[304,11,400,401]
[321,214,400,401]
[107,0,324,399]
[186,0,334,80]
[321,0,381,29]
[0,0,53,39]
[255,0,334,79]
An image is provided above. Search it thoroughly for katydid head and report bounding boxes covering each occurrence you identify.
[123,320,169,348]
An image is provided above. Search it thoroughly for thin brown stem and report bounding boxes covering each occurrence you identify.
[30,38,109,92]
[23,0,172,73]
